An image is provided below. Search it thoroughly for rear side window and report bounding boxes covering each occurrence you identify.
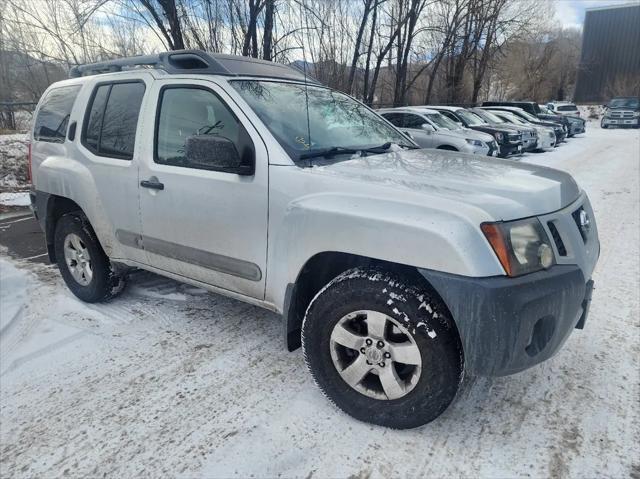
[34,85,81,143]
[402,114,426,128]
[82,82,145,159]
[381,113,403,127]
[558,105,578,111]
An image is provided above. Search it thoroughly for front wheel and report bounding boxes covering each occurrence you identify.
[54,212,126,303]
[600,118,608,129]
[302,267,463,429]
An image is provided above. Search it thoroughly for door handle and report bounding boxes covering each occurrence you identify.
[140,179,164,190]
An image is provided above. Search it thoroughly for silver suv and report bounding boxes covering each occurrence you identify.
[29,50,600,429]
[377,107,499,156]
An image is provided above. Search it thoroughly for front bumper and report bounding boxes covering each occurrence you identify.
[569,122,586,135]
[602,117,639,126]
[498,142,522,157]
[419,265,595,376]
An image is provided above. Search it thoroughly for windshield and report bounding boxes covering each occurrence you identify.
[514,109,539,122]
[492,111,527,125]
[456,109,486,126]
[557,104,578,111]
[426,112,460,130]
[472,109,504,124]
[231,80,409,161]
[608,98,639,109]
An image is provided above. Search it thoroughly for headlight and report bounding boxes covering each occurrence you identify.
[634,111,640,117]
[465,139,484,146]
[493,132,504,142]
[481,218,555,276]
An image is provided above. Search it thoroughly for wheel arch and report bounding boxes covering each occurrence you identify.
[436,144,458,151]
[282,251,458,352]
[39,194,86,262]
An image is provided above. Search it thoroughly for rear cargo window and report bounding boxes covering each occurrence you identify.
[33,85,81,143]
[82,81,145,160]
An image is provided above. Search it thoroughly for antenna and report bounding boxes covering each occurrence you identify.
[299,10,312,159]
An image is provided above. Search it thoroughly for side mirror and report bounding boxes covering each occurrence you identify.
[185,134,255,175]
[421,123,435,132]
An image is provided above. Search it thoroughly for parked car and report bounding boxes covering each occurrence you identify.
[546,102,580,117]
[482,100,570,137]
[424,105,523,157]
[378,107,498,156]
[540,105,585,137]
[483,109,556,151]
[482,106,567,143]
[29,50,600,429]
[601,96,640,128]
[469,107,538,152]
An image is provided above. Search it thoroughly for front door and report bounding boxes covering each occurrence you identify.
[137,79,268,299]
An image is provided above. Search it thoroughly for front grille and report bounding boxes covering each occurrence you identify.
[547,221,567,256]
[508,133,522,143]
[610,111,634,119]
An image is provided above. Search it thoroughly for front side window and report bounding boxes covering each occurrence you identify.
[82,81,145,159]
[231,80,409,161]
[155,87,242,168]
[402,114,426,129]
[34,85,81,143]
[381,113,403,128]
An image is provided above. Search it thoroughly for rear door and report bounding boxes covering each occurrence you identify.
[137,79,269,299]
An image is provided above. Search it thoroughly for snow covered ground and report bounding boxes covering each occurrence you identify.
[0,125,638,478]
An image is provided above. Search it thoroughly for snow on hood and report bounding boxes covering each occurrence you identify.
[310,148,581,220]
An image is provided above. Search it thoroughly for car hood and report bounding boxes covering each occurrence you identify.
[443,128,494,142]
[310,149,580,220]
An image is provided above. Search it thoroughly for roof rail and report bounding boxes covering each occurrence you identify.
[69,49,319,84]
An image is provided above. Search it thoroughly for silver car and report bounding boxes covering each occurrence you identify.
[29,50,599,429]
[378,107,499,156]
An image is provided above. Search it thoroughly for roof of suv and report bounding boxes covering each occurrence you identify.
[423,105,464,112]
[481,106,527,113]
[378,107,439,115]
[69,49,317,84]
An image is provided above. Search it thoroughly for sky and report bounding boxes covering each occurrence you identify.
[554,0,640,29]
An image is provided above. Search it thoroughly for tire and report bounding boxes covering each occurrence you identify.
[54,212,126,303]
[302,267,463,429]
[601,118,608,129]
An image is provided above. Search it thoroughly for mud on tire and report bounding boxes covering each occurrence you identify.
[302,267,463,429]
[54,212,126,303]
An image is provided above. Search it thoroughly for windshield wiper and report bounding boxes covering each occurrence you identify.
[299,142,416,161]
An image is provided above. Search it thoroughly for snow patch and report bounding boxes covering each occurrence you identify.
[0,192,30,206]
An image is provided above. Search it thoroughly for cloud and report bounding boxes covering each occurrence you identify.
[553,0,640,29]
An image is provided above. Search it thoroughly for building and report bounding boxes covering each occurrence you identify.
[574,3,640,103]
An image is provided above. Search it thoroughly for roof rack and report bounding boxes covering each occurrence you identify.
[69,49,319,84]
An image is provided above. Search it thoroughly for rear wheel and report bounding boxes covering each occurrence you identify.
[54,212,126,303]
[302,267,463,429]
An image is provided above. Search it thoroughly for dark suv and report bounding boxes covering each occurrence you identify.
[483,101,570,138]
[482,106,567,143]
